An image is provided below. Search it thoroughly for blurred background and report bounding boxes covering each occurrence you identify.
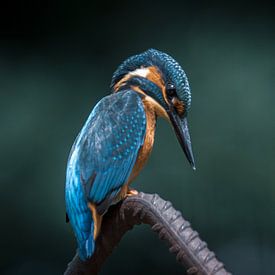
[1,0,275,274]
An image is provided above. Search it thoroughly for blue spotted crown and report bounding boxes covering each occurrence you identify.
[111,49,191,112]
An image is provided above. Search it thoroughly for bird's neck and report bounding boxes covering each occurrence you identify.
[132,86,169,120]
[112,66,169,118]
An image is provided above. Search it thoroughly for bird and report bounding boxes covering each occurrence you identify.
[65,49,195,261]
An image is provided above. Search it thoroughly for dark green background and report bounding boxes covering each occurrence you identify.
[1,1,275,274]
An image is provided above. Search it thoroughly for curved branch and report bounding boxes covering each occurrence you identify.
[64,192,231,275]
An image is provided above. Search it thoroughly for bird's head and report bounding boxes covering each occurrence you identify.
[111,49,195,169]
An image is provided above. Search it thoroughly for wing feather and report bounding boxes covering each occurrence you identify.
[75,90,146,206]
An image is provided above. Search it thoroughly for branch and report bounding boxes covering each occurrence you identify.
[64,192,231,275]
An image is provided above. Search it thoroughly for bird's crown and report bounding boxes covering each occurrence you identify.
[111,49,191,114]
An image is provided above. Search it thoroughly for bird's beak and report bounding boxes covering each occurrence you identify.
[168,110,196,170]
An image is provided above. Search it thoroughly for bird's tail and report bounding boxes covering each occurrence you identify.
[78,220,95,260]
[65,176,96,261]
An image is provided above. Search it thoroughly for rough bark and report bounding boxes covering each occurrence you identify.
[64,192,231,275]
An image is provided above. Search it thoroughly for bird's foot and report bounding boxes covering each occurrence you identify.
[127,188,138,197]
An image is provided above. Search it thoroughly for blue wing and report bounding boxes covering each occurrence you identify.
[65,90,146,260]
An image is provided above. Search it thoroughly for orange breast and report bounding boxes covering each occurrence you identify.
[127,98,157,183]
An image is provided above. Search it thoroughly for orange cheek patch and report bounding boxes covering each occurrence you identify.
[146,66,165,89]
[113,74,132,92]
[147,66,174,107]
[172,97,185,116]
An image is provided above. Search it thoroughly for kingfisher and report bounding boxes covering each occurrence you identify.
[65,49,195,260]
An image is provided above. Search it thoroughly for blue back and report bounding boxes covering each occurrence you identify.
[65,90,146,259]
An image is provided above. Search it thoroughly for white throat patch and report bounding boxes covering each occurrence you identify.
[129,67,150,78]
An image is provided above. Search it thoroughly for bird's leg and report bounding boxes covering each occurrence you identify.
[127,188,138,196]
[88,202,103,240]
[120,185,138,199]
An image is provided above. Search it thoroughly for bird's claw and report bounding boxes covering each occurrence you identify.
[127,189,139,197]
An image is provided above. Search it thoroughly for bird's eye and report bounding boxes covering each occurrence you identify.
[166,83,177,99]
